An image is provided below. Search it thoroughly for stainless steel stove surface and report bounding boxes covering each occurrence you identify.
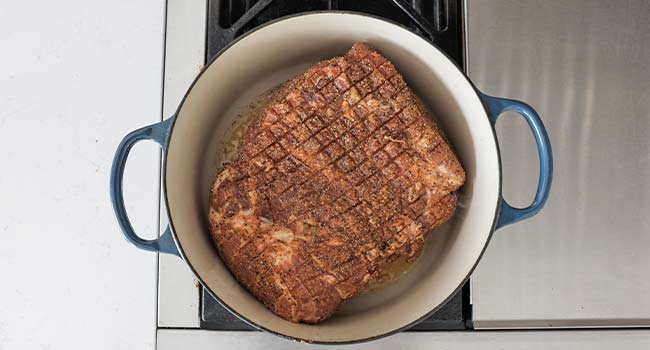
[157,0,650,347]
[199,0,470,331]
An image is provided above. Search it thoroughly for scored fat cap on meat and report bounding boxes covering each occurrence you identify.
[209,43,465,323]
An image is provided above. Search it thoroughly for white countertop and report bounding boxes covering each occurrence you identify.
[0,1,165,349]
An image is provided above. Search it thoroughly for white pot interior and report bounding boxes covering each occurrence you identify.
[164,13,500,342]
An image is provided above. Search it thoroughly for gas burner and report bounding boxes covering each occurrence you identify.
[200,0,468,331]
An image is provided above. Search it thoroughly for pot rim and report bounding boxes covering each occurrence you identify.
[161,10,502,344]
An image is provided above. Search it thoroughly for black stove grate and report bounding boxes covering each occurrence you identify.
[202,287,468,330]
[201,0,468,331]
[206,0,463,65]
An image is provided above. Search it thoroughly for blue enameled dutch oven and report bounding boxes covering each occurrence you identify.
[110,12,552,344]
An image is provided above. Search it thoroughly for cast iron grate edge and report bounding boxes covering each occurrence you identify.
[201,0,467,331]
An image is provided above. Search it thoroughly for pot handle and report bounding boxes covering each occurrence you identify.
[110,118,180,256]
[480,93,553,229]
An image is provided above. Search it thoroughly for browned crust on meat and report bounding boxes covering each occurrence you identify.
[208,43,465,323]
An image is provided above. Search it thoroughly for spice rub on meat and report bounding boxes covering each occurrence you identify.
[208,43,465,323]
